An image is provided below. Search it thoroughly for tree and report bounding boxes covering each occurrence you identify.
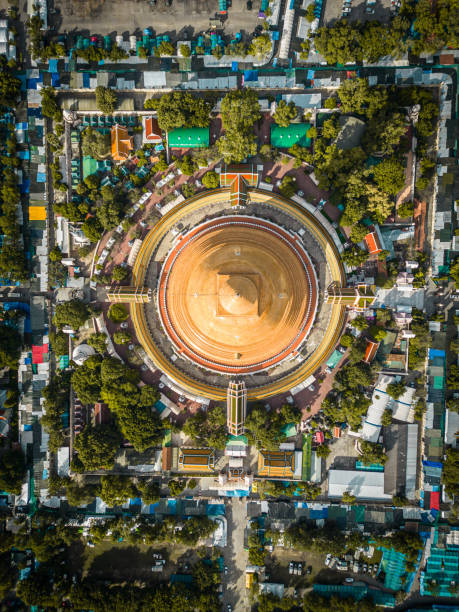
[73,424,122,471]
[0,55,21,108]
[112,265,129,282]
[87,332,107,354]
[49,245,62,262]
[340,333,354,348]
[307,126,318,139]
[338,78,388,119]
[0,322,22,369]
[273,100,297,127]
[117,405,163,452]
[50,330,68,356]
[315,444,331,459]
[53,299,92,330]
[95,86,117,114]
[40,86,62,120]
[280,403,301,424]
[248,34,272,58]
[342,491,356,504]
[99,475,138,506]
[183,405,227,449]
[324,97,337,109]
[137,479,160,504]
[387,380,405,399]
[372,157,405,195]
[350,223,368,243]
[0,448,26,494]
[202,171,220,189]
[168,479,186,496]
[154,91,210,133]
[157,41,174,56]
[363,111,407,156]
[350,315,368,331]
[279,175,296,198]
[442,448,459,498]
[341,245,368,268]
[176,155,197,176]
[107,303,129,323]
[245,405,290,450]
[217,130,257,164]
[71,355,102,404]
[81,216,103,243]
[381,408,392,427]
[398,201,414,218]
[81,126,110,159]
[360,440,387,466]
[113,330,131,345]
[217,89,261,164]
[179,44,191,57]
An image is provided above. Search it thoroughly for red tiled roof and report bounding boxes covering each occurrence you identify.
[363,339,379,364]
[315,431,324,444]
[364,231,382,254]
[145,117,162,143]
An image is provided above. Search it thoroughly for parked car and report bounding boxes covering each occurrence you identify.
[224,565,228,575]
[345,577,354,583]
[325,554,332,566]
[307,565,312,575]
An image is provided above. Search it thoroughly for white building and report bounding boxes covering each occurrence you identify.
[360,374,416,442]
[328,470,392,501]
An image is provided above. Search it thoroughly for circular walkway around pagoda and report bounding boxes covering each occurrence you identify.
[131,188,346,400]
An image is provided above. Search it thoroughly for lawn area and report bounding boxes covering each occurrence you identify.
[78,539,193,582]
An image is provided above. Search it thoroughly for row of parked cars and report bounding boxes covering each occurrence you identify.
[325,554,378,575]
[289,561,312,575]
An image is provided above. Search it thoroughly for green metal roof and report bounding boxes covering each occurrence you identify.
[326,349,342,369]
[281,423,297,438]
[168,127,209,148]
[270,123,311,148]
[226,434,248,446]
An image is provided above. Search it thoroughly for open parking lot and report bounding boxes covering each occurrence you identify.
[322,0,393,25]
[52,0,261,39]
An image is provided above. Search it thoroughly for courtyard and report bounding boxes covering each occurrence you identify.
[52,0,262,40]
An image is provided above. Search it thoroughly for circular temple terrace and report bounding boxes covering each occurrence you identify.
[158,217,318,374]
[131,188,346,401]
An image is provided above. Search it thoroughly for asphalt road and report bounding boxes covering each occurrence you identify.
[222,498,248,612]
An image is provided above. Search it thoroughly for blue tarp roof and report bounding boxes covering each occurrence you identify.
[429,349,445,359]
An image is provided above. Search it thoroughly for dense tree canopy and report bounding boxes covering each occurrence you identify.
[95,86,117,115]
[0,55,21,108]
[183,405,227,449]
[99,475,138,506]
[152,91,210,132]
[372,157,405,195]
[0,448,26,494]
[201,171,220,189]
[217,89,260,163]
[244,404,299,450]
[0,321,22,369]
[359,440,387,466]
[53,299,92,330]
[273,100,298,127]
[81,127,111,160]
[442,447,459,499]
[337,78,388,119]
[73,424,122,471]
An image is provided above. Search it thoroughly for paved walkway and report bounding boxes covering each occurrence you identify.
[223,498,248,612]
